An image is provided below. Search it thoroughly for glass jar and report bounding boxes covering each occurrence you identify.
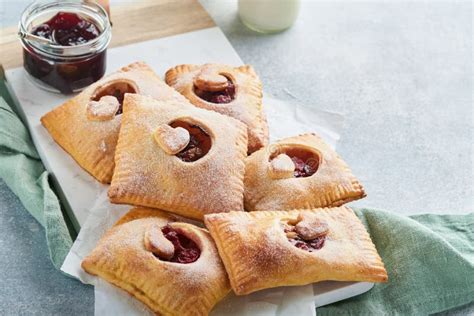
[238,0,301,34]
[18,1,112,94]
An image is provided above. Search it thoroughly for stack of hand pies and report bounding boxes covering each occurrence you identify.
[41,62,387,316]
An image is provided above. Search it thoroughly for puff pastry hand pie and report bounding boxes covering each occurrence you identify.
[108,94,248,220]
[244,133,366,211]
[82,207,230,316]
[41,62,188,183]
[165,64,269,154]
[204,206,387,295]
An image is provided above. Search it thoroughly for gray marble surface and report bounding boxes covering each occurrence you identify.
[0,0,472,315]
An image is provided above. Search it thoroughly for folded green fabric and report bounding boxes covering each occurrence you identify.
[318,208,474,315]
[0,95,72,269]
[0,87,472,314]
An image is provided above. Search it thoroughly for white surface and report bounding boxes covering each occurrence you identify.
[8,26,371,315]
[313,281,373,307]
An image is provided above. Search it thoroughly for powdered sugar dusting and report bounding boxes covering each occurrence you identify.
[109,94,247,219]
[87,96,120,121]
[41,61,192,183]
[244,133,365,211]
[83,212,230,314]
[205,207,385,295]
[165,64,268,153]
[99,140,107,153]
[268,153,295,179]
[153,124,190,155]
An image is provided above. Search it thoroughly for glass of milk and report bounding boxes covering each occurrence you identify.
[238,0,301,33]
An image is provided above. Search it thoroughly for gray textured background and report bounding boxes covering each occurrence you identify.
[0,0,472,315]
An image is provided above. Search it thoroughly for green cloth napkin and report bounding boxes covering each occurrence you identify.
[0,86,472,314]
[0,94,72,269]
[319,209,474,315]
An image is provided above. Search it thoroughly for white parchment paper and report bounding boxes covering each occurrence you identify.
[61,96,344,316]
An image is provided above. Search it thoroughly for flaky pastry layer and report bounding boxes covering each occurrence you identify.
[205,206,387,295]
[165,64,268,154]
[244,133,366,211]
[41,62,188,183]
[82,207,231,316]
[108,94,248,220]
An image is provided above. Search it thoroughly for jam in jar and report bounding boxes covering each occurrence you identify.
[19,1,111,94]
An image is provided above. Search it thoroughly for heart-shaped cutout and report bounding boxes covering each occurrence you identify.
[86,95,120,121]
[194,66,229,92]
[295,212,329,241]
[144,224,175,260]
[268,154,295,179]
[153,124,190,155]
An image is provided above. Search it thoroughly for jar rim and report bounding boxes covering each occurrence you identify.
[18,0,112,58]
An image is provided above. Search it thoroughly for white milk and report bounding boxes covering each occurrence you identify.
[238,0,301,33]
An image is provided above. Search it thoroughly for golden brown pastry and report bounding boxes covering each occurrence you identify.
[82,207,231,316]
[244,133,366,211]
[165,64,268,154]
[41,62,188,183]
[108,93,248,220]
[204,206,387,295]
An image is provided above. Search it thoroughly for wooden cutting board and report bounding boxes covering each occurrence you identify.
[0,0,215,69]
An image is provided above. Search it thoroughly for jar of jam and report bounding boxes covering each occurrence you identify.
[19,1,111,94]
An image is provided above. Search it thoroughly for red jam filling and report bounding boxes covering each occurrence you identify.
[284,227,326,252]
[161,226,200,264]
[194,79,235,104]
[270,148,319,178]
[291,156,318,178]
[31,12,100,46]
[112,90,124,115]
[170,121,212,162]
[289,236,326,251]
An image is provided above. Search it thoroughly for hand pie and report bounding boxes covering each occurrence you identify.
[41,61,188,183]
[108,93,248,220]
[244,133,366,211]
[82,207,230,316]
[204,206,387,295]
[165,63,268,154]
